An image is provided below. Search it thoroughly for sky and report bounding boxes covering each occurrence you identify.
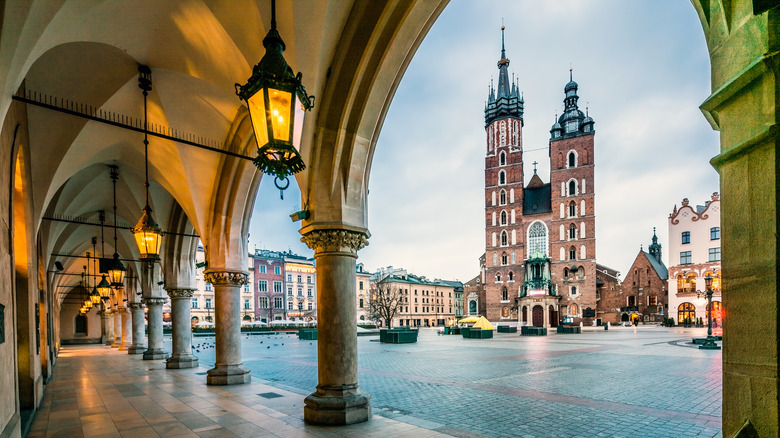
[249,0,720,282]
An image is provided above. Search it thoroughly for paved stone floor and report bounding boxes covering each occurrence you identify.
[31,325,722,437]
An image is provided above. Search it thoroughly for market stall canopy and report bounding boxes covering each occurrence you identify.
[472,316,494,331]
[458,316,480,324]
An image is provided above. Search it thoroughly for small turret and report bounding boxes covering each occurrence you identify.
[648,227,662,264]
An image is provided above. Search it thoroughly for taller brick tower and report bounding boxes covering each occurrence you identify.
[483,27,525,321]
[548,70,598,323]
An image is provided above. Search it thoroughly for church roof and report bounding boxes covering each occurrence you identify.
[526,173,545,188]
[523,183,551,215]
[642,251,668,280]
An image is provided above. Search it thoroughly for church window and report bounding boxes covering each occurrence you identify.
[580,245,586,259]
[500,122,506,145]
[511,209,516,224]
[500,211,507,225]
[571,286,577,296]
[493,253,498,266]
[569,246,576,260]
[559,224,565,240]
[496,273,501,282]
[560,203,565,219]
[492,212,496,226]
[501,287,508,301]
[560,247,565,261]
[568,151,577,167]
[582,179,586,193]
[510,188,515,203]
[499,151,506,166]
[580,200,586,216]
[569,201,576,217]
[569,224,577,240]
[568,180,577,196]
[508,272,514,281]
[578,266,585,279]
[563,268,569,280]
[502,306,509,317]
[570,303,579,315]
[501,231,508,246]
[501,252,508,265]
[492,191,496,206]
[511,230,516,245]
[498,170,506,185]
[649,295,657,306]
[580,222,586,238]
[499,190,507,205]
[528,221,548,258]
[511,251,516,264]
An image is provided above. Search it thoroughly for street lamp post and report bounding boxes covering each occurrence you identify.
[699,274,721,350]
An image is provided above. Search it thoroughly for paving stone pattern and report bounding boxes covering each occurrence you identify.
[191,326,722,437]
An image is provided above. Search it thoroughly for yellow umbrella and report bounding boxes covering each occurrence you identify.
[458,316,480,324]
[472,316,494,330]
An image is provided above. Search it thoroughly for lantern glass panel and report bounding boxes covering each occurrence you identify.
[134,228,161,259]
[268,89,292,142]
[247,91,269,147]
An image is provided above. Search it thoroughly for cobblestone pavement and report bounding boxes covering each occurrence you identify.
[189,325,722,438]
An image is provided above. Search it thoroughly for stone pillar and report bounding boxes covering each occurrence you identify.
[100,309,109,344]
[166,289,198,369]
[204,271,250,385]
[120,307,132,350]
[112,305,122,348]
[127,302,146,354]
[301,229,371,425]
[105,309,114,345]
[143,298,168,360]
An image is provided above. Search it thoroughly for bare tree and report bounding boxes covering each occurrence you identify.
[367,283,404,328]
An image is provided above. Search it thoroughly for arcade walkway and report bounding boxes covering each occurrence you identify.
[28,345,448,438]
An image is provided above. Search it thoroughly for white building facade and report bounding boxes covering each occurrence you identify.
[667,193,722,326]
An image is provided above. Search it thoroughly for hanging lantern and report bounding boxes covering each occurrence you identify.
[106,254,126,287]
[90,286,102,304]
[235,0,313,198]
[132,205,162,264]
[96,275,111,300]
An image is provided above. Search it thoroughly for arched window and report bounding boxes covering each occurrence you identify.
[508,272,514,281]
[563,268,569,280]
[568,151,577,167]
[686,273,697,292]
[498,170,506,185]
[502,307,509,317]
[570,303,579,315]
[569,246,577,260]
[527,221,548,257]
[569,201,576,217]
[676,274,684,293]
[678,302,696,324]
[569,223,577,240]
[499,189,507,205]
[578,266,585,280]
[469,300,477,313]
[501,231,508,246]
[501,287,508,301]
[500,210,507,225]
[501,252,508,265]
[496,273,501,282]
[499,151,506,166]
[568,180,577,196]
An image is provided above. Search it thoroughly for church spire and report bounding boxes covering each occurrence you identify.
[496,26,511,99]
[484,25,523,127]
[648,227,662,263]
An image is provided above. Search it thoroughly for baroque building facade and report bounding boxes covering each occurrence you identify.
[483,31,601,327]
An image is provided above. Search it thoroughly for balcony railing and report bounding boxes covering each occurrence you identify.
[520,279,556,297]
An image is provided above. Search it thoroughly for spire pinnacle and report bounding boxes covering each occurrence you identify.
[501,25,506,59]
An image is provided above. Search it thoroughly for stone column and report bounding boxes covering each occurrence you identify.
[127,302,146,354]
[204,271,250,385]
[143,297,168,360]
[120,307,132,350]
[112,305,122,348]
[100,309,109,344]
[166,289,198,369]
[105,309,114,345]
[301,229,371,425]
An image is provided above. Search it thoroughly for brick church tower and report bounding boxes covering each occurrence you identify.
[482,29,598,326]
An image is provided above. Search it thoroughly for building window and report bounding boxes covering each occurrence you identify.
[273,281,282,293]
[205,298,212,309]
[287,287,292,296]
[568,201,576,217]
[205,283,212,291]
[359,298,364,308]
[570,303,579,315]
[296,274,302,283]
[298,302,303,310]
[680,251,692,264]
[569,223,577,240]
[258,280,268,292]
[649,295,657,306]
[568,180,576,196]
[499,151,506,166]
[501,287,508,301]
[501,231,508,246]
[287,274,292,282]
[258,297,268,309]
[528,221,548,258]
[308,303,313,310]
[508,272,513,281]
[563,268,569,280]
[568,151,576,167]
[243,284,249,293]
[244,299,250,309]
[496,273,501,282]
[711,227,720,240]
[274,297,283,309]
[359,281,364,290]
[501,252,508,265]
[307,288,313,297]
[709,247,721,261]
[287,301,293,310]
[571,286,577,295]
[274,266,281,275]
[628,296,636,306]
[678,302,695,324]
[569,246,576,260]
[307,275,312,284]
[191,298,198,309]
[682,231,690,244]
[259,265,266,274]
[298,287,303,296]
[500,210,507,225]
[499,189,507,205]
[498,170,506,185]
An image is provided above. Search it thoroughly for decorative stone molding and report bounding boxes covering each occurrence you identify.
[166,289,195,299]
[127,302,145,310]
[142,297,168,306]
[203,271,249,286]
[301,229,369,255]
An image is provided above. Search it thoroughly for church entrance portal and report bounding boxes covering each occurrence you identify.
[532,306,544,327]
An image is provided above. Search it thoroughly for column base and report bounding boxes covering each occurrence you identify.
[111,342,120,348]
[206,364,250,385]
[166,355,199,369]
[128,345,146,355]
[143,349,169,360]
[303,385,371,426]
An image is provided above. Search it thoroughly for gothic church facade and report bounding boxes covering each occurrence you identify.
[483,29,599,326]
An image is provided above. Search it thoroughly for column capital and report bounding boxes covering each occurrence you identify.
[301,229,369,256]
[166,289,196,299]
[142,297,168,306]
[203,270,249,286]
[127,302,145,310]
